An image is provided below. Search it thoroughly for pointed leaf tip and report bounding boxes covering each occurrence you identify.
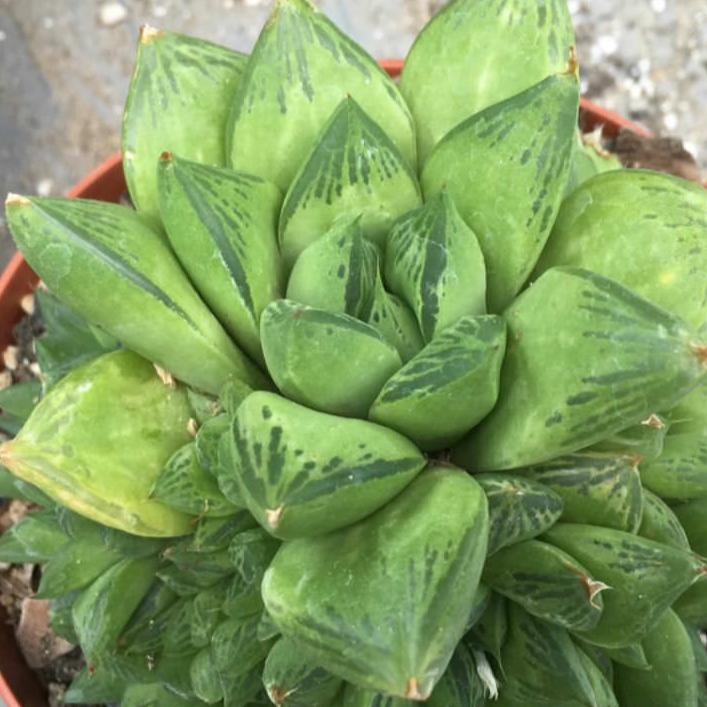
[266,506,284,528]
[159,150,173,162]
[691,343,707,365]
[139,24,164,43]
[564,46,580,77]
[5,193,30,207]
[405,677,427,701]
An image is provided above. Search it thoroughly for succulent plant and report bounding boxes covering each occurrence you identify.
[2,1,707,706]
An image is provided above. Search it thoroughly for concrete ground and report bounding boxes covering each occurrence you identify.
[0,0,705,269]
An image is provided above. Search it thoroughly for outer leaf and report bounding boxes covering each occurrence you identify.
[158,155,283,364]
[535,169,707,331]
[638,489,690,549]
[474,473,564,555]
[453,268,707,472]
[426,641,486,707]
[614,609,699,707]
[517,452,644,532]
[483,540,606,631]
[225,391,425,538]
[466,592,507,671]
[122,27,247,219]
[0,351,193,536]
[0,380,41,435]
[588,412,669,462]
[121,682,200,707]
[342,685,411,707]
[422,72,579,311]
[674,580,707,627]
[228,528,280,586]
[385,191,486,341]
[602,643,650,671]
[5,195,268,394]
[400,0,574,162]
[72,556,158,658]
[640,386,707,500]
[226,0,415,190]
[152,443,238,517]
[673,497,707,555]
[195,413,229,475]
[262,468,489,700]
[369,315,506,451]
[497,603,596,707]
[544,523,704,647]
[49,590,80,645]
[263,637,343,707]
[286,217,379,318]
[279,97,421,267]
[575,648,619,707]
[191,647,224,703]
[0,510,68,563]
[33,288,118,389]
[261,300,402,417]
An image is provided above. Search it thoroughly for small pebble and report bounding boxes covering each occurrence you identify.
[3,346,19,371]
[152,4,168,18]
[99,2,128,27]
[0,370,12,390]
[0,30,7,42]
[20,293,35,315]
[29,362,42,377]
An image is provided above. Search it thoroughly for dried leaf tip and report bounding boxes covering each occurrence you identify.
[265,506,284,528]
[641,413,665,429]
[160,151,173,162]
[139,24,164,43]
[5,193,30,207]
[564,46,579,77]
[153,364,176,388]
[691,343,707,365]
[404,677,427,701]
[187,418,199,437]
[584,577,611,610]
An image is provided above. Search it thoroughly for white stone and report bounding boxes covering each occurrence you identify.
[99,2,128,27]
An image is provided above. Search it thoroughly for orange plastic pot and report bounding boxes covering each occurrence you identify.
[0,60,650,707]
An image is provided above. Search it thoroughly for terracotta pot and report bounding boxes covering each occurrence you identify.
[0,59,649,706]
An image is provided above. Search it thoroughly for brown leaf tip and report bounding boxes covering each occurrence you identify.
[187,418,199,437]
[267,685,290,706]
[139,24,164,44]
[5,193,30,207]
[691,343,707,366]
[564,45,579,77]
[404,677,428,701]
[153,364,176,388]
[641,413,665,430]
[160,151,173,162]
[265,506,284,528]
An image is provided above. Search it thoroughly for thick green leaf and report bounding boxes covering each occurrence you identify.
[0,351,193,536]
[224,391,425,538]
[565,128,622,197]
[212,615,272,675]
[121,681,201,707]
[400,0,574,162]
[674,579,707,627]
[483,540,607,631]
[575,648,619,707]
[517,452,644,532]
[261,300,402,417]
[385,191,486,341]
[119,580,180,655]
[474,474,564,555]
[262,468,489,700]
[535,169,707,331]
[588,412,669,462]
[602,643,650,670]
[164,542,234,588]
[152,442,237,517]
[33,288,118,389]
[426,641,486,707]
[72,556,158,658]
[453,268,707,471]
[638,489,690,550]
[228,528,280,586]
[0,379,40,423]
[422,72,579,311]
[6,196,267,394]
[369,315,506,451]
[158,155,283,364]
[190,581,228,648]
[263,637,343,707]
[614,609,698,707]
[286,217,379,319]
[190,512,258,554]
[190,647,223,703]
[279,96,421,267]
[195,413,229,475]
[465,592,507,671]
[49,590,80,644]
[496,603,596,707]
[122,27,248,219]
[673,497,707,555]
[544,523,704,647]
[65,665,127,704]
[226,0,415,190]
[0,509,68,563]
[640,386,707,500]
[187,389,222,425]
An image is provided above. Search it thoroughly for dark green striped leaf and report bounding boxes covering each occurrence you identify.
[279,97,421,268]
[286,217,379,318]
[211,615,271,674]
[474,474,564,555]
[400,0,574,162]
[544,523,705,648]
[263,637,343,707]
[158,155,283,365]
[261,300,402,417]
[226,0,415,190]
[535,169,707,331]
[638,489,690,549]
[5,197,268,394]
[483,540,607,631]
[224,391,425,538]
[454,268,707,472]
[194,414,230,476]
[602,642,650,671]
[517,452,644,532]
[575,647,619,707]
[385,191,486,341]
[369,315,506,451]
[422,72,579,311]
[190,581,228,648]
[588,412,669,462]
[342,685,411,707]
[674,580,707,627]
[426,641,486,707]
[0,510,68,563]
[151,443,238,517]
[673,497,707,556]
[190,647,223,703]
[122,27,247,219]
[262,468,489,700]
[190,512,258,554]
[465,592,507,671]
